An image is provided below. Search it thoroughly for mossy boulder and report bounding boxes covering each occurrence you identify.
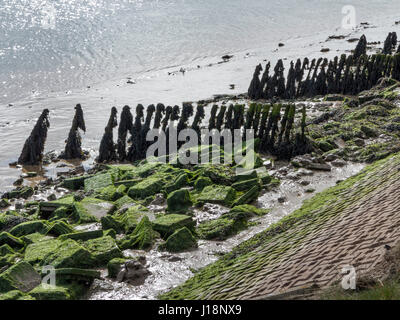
[114,195,136,209]
[233,170,258,183]
[84,172,113,192]
[0,261,41,293]
[46,221,75,236]
[197,185,237,206]
[0,290,34,300]
[9,220,49,237]
[152,214,195,237]
[166,189,192,213]
[62,176,88,191]
[6,187,34,200]
[25,239,94,268]
[110,204,151,234]
[232,185,260,206]
[21,232,53,245]
[0,231,24,249]
[59,230,103,242]
[232,178,260,191]
[165,173,189,194]
[101,215,124,234]
[118,216,158,250]
[74,198,115,222]
[226,204,269,220]
[29,284,71,300]
[160,227,197,252]
[128,177,163,199]
[107,258,128,278]
[196,217,246,240]
[0,244,15,256]
[84,236,123,266]
[96,185,126,202]
[194,177,212,191]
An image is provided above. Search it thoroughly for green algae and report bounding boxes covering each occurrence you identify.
[166,189,192,214]
[160,227,197,252]
[118,216,158,250]
[160,153,400,300]
[152,214,195,237]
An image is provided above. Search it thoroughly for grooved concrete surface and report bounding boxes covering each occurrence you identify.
[164,154,400,299]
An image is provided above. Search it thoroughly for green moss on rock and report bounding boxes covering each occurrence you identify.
[0,231,24,248]
[152,214,195,237]
[167,189,192,213]
[29,284,71,300]
[84,236,123,266]
[9,220,49,237]
[197,185,237,206]
[0,261,41,293]
[160,227,197,252]
[118,216,158,250]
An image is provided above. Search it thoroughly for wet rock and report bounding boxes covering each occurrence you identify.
[0,199,10,209]
[331,159,347,167]
[324,154,338,162]
[13,178,23,187]
[116,258,150,285]
[47,194,56,201]
[300,180,311,186]
[305,162,331,172]
[160,227,198,252]
[354,138,365,147]
[167,189,192,214]
[0,261,41,293]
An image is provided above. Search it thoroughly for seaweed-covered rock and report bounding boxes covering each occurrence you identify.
[128,177,163,199]
[165,173,189,194]
[224,204,270,220]
[114,195,136,209]
[95,185,126,202]
[0,290,34,300]
[196,217,246,240]
[25,239,94,268]
[232,185,260,206]
[0,232,24,249]
[62,176,88,190]
[74,197,115,221]
[0,261,41,293]
[197,185,237,206]
[160,227,197,252]
[194,176,212,191]
[166,189,192,213]
[84,236,123,266]
[84,172,113,192]
[118,216,158,250]
[231,178,260,191]
[9,220,49,238]
[46,221,75,236]
[29,284,71,300]
[107,258,128,278]
[152,214,195,237]
[59,230,103,242]
[5,187,34,200]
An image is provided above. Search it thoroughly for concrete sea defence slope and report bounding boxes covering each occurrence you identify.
[161,153,400,299]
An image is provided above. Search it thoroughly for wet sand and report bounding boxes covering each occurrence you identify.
[1,19,399,193]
